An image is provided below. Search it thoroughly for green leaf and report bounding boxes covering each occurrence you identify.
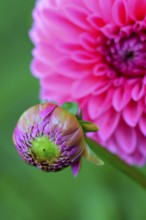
[86,137,146,190]
[79,120,99,132]
[61,102,79,115]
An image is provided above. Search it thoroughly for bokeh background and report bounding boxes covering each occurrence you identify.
[0,1,146,220]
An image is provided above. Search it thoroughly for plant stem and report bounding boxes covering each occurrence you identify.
[86,138,146,190]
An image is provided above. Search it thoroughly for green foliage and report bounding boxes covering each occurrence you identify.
[0,1,146,220]
[86,138,146,190]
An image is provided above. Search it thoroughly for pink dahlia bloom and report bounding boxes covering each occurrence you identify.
[30,0,146,166]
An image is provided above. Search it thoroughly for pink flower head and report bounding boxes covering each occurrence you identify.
[30,0,146,166]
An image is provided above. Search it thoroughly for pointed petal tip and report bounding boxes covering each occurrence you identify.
[83,144,104,166]
[71,160,81,177]
[97,159,104,166]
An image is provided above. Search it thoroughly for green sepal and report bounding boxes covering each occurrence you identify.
[79,120,99,132]
[83,144,104,166]
[61,102,79,115]
[77,110,82,120]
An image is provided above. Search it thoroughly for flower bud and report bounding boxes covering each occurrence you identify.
[13,103,103,176]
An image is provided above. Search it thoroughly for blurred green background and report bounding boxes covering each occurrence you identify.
[0,1,146,220]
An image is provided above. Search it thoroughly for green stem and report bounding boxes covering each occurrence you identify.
[86,138,146,190]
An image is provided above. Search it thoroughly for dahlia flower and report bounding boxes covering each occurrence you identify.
[13,102,103,176]
[30,0,146,166]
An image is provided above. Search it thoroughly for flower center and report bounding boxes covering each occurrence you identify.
[104,32,146,77]
[31,136,60,163]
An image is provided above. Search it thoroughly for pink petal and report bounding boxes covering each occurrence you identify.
[81,0,101,13]
[113,86,132,111]
[131,82,145,101]
[139,113,146,136]
[98,0,114,22]
[100,24,119,38]
[71,50,98,64]
[88,90,113,119]
[71,76,98,98]
[33,42,61,64]
[106,137,119,154]
[32,8,50,41]
[43,8,81,42]
[47,0,58,7]
[41,74,73,95]
[79,32,97,52]
[56,43,81,54]
[56,57,90,79]
[96,108,120,141]
[115,120,137,154]
[123,100,144,127]
[131,152,146,166]
[93,63,114,77]
[139,132,146,157]
[41,89,69,105]
[87,14,105,29]
[112,0,128,25]
[127,0,146,20]
[64,5,91,30]
[93,81,112,95]
[31,59,51,77]
[29,25,45,44]
[58,0,84,8]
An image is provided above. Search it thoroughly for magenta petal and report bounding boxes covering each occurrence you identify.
[87,14,105,29]
[31,59,51,77]
[106,137,119,154]
[113,86,132,112]
[96,108,120,141]
[139,131,146,157]
[139,114,146,136]
[43,8,81,42]
[71,160,81,177]
[41,74,73,95]
[57,43,80,54]
[131,83,145,101]
[64,5,90,30]
[98,0,113,22]
[79,32,97,52]
[112,0,128,25]
[123,100,144,127]
[71,50,98,64]
[56,57,89,79]
[127,0,146,20]
[82,0,100,12]
[115,120,137,154]
[71,76,98,98]
[88,91,113,119]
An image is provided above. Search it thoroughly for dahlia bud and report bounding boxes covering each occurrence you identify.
[13,102,103,176]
